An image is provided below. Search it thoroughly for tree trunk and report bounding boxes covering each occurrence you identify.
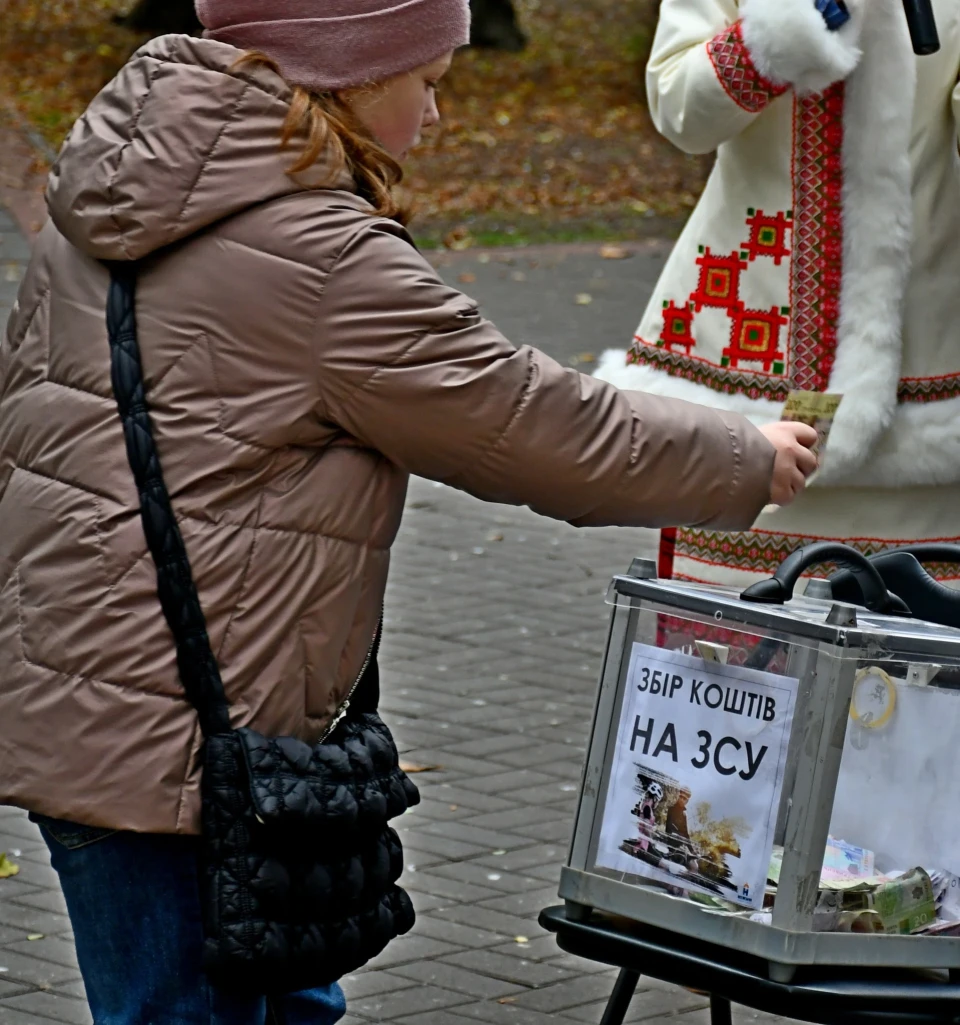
[116,0,201,35]
[469,0,527,51]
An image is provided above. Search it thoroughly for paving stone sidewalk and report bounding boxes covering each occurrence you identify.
[0,205,797,1025]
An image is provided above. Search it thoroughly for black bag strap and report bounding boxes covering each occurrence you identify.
[106,264,232,737]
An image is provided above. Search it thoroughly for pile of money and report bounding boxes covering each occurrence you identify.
[930,868,960,921]
[821,838,875,883]
[817,868,936,935]
[764,843,939,935]
[702,842,951,937]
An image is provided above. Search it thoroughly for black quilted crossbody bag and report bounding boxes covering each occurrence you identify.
[105,264,420,994]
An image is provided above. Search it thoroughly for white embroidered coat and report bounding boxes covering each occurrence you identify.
[596,0,960,587]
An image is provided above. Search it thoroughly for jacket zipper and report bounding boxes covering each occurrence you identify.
[318,614,382,744]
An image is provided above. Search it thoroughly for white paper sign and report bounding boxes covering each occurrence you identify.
[596,643,798,909]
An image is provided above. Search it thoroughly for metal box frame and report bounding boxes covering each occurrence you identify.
[559,564,960,980]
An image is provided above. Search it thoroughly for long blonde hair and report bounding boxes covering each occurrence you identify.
[234,52,411,224]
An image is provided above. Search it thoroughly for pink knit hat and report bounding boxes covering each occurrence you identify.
[196,0,471,91]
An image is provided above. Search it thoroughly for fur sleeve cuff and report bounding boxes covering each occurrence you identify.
[740,0,862,96]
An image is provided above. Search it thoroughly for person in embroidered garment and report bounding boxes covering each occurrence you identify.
[595,0,960,587]
[0,1,819,1023]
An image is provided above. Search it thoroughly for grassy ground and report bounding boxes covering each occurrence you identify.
[1,0,707,246]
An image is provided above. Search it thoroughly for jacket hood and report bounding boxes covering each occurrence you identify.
[46,34,354,261]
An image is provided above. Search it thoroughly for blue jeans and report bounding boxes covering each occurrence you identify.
[35,816,347,1025]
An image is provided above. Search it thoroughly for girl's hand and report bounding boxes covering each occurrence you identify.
[760,422,819,507]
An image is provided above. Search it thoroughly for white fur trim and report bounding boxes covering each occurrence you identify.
[596,350,960,489]
[593,349,782,425]
[740,0,862,95]
[826,396,960,488]
[822,0,915,478]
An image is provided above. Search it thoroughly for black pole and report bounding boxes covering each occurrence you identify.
[710,995,733,1025]
[599,969,641,1025]
[903,0,940,54]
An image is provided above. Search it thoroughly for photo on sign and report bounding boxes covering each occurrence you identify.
[594,643,797,909]
[620,766,754,901]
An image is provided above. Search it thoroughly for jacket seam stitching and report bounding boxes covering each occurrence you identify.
[201,333,280,454]
[313,225,463,407]
[180,510,388,549]
[8,287,49,352]
[41,376,113,403]
[329,308,480,409]
[0,556,14,612]
[297,620,312,731]
[15,565,25,665]
[123,328,280,453]
[177,82,252,226]
[607,411,649,509]
[133,50,298,114]
[310,228,365,415]
[175,719,201,835]
[107,59,168,260]
[212,234,345,276]
[23,655,185,701]
[14,566,175,696]
[106,550,148,594]
[146,332,208,392]
[91,496,107,592]
[95,49,308,253]
[470,347,537,478]
[215,493,264,662]
[14,463,122,506]
[723,420,745,504]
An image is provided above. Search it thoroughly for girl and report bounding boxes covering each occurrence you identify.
[0,1,815,1021]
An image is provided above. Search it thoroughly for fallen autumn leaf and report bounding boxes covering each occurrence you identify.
[1,0,705,241]
[599,244,631,260]
[399,762,443,774]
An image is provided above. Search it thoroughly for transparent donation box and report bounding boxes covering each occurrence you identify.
[560,562,960,977]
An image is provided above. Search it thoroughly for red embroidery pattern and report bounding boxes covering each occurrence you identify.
[648,224,792,380]
[659,300,696,355]
[789,85,845,393]
[723,306,788,372]
[669,527,960,580]
[707,22,789,114]
[690,248,747,312]
[742,208,793,265]
[630,343,960,406]
[898,375,960,403]
[628,342,792,403]
[636,89,845,399]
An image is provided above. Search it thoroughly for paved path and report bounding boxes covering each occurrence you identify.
[0,205,795,1025]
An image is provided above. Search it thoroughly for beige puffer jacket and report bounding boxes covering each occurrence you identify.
[0,35,774,834]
